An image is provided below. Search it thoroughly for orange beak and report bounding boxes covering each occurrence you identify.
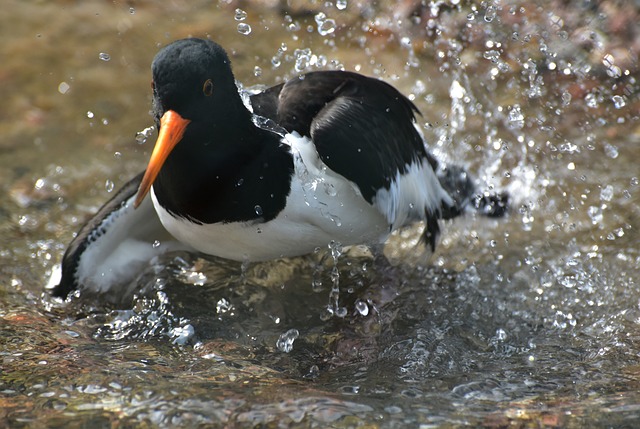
[133,110,191,208]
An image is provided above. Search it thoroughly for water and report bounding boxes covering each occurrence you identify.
[1,0,639,427]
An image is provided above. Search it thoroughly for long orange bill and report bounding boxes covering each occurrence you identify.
[133,110,191,208]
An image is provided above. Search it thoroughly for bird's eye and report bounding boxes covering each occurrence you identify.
[203,79,214,96]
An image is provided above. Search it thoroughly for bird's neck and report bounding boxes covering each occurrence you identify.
[152,111,293,224]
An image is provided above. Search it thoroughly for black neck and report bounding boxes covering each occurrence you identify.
[153,119,294,224]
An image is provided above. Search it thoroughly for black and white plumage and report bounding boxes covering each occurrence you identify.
[52,38,506,299]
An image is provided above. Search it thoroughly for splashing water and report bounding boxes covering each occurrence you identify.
[276,328,300,353]
[320,240,347,320]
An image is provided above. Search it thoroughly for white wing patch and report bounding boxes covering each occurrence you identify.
[373,158,453,230]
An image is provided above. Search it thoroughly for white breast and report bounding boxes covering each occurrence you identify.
[152,132,390,261]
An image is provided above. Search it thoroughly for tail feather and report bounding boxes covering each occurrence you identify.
[420,163,508,252]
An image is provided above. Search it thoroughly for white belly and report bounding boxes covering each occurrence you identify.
[152,133,390,261]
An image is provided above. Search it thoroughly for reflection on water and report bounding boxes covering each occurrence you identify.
[1,0,639,427]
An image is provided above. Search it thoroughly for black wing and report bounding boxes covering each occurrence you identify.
[251,71,439,203]
[52,172,191,300]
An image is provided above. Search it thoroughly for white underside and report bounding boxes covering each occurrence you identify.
[76,192,192,295]
[153,132,452,262]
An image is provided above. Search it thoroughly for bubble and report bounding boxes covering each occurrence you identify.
[129,7,135,14]
[99,52,111,62]
[86,111,94,119]
[105,179,114,193]
[254,205,263,216]
[237,23,252,35]
[253,66,262,77]
[276,329,299,353]
[336,0,347,10]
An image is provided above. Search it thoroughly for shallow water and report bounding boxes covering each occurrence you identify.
[1,0,639,427]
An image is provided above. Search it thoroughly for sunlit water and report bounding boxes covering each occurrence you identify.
[1,1,639,427]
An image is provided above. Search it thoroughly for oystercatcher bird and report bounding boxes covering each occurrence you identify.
[52,38,506,299]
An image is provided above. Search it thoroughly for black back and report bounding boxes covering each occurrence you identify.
[251,71,440,203]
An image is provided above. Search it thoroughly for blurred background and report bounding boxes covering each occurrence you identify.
[1,0,639,427]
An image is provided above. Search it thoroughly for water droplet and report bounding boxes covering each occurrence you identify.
[254,205,263,216]
[99,52,111,62]
[507,104,524,129]
[276,329,299,353]
[631,177,639,187]
[340,385,360,394]
[86,111,94,119]
[612,95,626,109]
[482,49,500,63]
[585,92,599,109]
[135,125,155,144]
[336,0,347,10]
[58,82,70,94]
[304,365,320,379]
[234,8,247,21]
[271,56,281,68]
[105,179,114,193]
[355,300,369,316]
[253,66,262,77]
[604,143,618,159]
[129,7,135,14]
[600,185,614,202]
[484,5,496,22]
[237,23,251,35]
[152,240,161,248]
[588,206,603,225]
[170,324,194,345]
[315,12,336,36]
[334,306,348,318]
[216,298,232,314]
[294,48,311,72]
[324,183,337,196]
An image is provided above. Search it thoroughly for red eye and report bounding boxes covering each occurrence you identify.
[203,79,213,96]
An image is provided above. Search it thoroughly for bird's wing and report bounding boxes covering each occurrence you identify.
[52,172,192,300]
[252,71,438,203]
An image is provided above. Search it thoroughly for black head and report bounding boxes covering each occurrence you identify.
[151,38,244,124]
[135,38,253,208]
